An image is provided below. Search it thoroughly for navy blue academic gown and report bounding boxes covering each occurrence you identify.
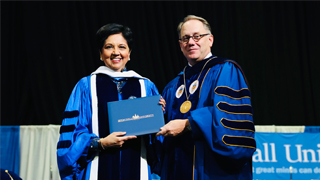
[160,56,256,180]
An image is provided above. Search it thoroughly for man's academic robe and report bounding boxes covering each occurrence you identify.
[161,56,256,180]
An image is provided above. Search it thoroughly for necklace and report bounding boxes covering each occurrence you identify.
[5,170,14,180]
[180,57,216,113]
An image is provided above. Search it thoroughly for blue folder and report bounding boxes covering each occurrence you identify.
[107,95,165,136]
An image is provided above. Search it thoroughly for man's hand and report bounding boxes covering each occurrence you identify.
[156,119,190,137]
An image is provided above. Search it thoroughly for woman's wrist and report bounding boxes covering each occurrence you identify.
[99,138,106,150]
[89,138,100,152]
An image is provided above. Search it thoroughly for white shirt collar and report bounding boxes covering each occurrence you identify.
[204,52,213,59]
[91,66,147,79]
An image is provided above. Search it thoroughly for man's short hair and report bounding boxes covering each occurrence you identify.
[177,15,212,38]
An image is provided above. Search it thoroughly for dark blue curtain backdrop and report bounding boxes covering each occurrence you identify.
[1,1,320,126]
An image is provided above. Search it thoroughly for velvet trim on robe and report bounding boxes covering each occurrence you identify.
[95,75,142,180]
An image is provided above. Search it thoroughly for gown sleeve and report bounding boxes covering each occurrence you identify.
[188,62,256,160]
[57,77,98,180]
[143,79,160,96]
[143,79,164,175]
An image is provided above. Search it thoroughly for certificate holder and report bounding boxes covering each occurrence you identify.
[107,95,165,136]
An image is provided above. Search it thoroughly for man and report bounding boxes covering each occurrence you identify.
[156,15,256,180]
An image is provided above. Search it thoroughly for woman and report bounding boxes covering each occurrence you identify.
[57,23,164,180]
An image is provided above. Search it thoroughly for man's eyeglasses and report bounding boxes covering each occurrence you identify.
[179,34,210,43]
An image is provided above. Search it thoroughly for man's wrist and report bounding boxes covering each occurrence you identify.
[185,118,192,131]
[186,117,192,131]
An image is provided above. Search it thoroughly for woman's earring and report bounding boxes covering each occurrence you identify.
[100,57,103,61]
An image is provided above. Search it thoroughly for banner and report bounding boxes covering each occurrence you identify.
[0,126,20,174]
[253,132,320,180]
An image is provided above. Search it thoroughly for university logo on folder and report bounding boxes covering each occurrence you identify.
[107,95,165,136]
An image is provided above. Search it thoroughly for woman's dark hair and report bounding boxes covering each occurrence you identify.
[96,23,133,53]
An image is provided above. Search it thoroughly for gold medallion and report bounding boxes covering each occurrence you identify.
[180,100,192,113]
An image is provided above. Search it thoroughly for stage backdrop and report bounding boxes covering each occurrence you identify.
[2,1,320,127]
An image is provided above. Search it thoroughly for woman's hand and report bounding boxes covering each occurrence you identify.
[159,96,166,112]
[99,132,137,149]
